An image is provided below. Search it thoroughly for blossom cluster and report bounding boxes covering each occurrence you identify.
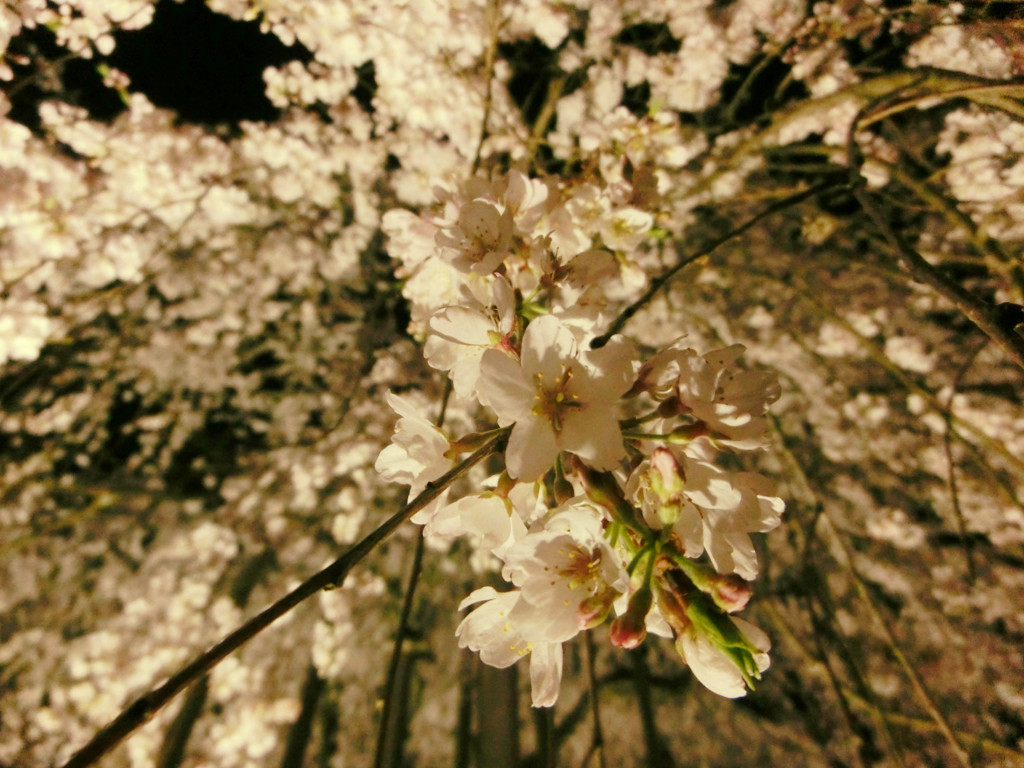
[379,167,784,706]
[4,0,1023,764]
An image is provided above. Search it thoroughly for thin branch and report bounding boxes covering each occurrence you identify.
[580,632,606,768]
[769,269,1024,480]
[804,584,904,768]
[818,513,974,768]
[942,341,987,584]
[590,181,838,349]
[470,0,502,175]
[60,428,510,768]
[279,666,325,768]
[769,420,960,766]
[372,529,427,768]
[155,676,208,768]
[532,706,556,768]
[845,695,1024,761]
[854,188,1024,372]
[628,648,676,768]
[455,650,475,768]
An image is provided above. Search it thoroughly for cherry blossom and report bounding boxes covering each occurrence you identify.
[627,447,784,579]
[676,616,771,699]
[456,504,629,707]
[424,276,517,399]
[635,342,781,449]
[455,587,564,708]
[477,314,636,480]
[374,390,451,505]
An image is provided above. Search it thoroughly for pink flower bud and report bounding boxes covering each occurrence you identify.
[578,591,615,630]
[610,586,653,649]
[650,447,684,498]
[709,573,752,613]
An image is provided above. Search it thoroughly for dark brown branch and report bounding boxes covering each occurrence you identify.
[581,632,606,768]
[61,429,509,768]
[853,188,1024,373]
[590,181,838,349]
[628,648,675,768]
[156,676,208,768]
[372,529,427,768]
[279,666,325,768]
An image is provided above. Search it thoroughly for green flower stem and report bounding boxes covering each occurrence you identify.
[575,464,651,542]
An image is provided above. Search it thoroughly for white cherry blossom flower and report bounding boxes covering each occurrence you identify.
[599,206,653,252]
[478,314,636,480]
[627,447,784,579]
[435,198,514,275]
[636,342,780,449]
[503,170,550,236]
[457,502,628,707]
[676,345,780,448]
[455,587,564,707]
[503,503,630,643]
[374,391,451,519]
[424,276,516,399]
[419,492,526,552]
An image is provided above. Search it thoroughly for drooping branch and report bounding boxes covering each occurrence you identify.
[590,180,839,349]
[61,428,510,768]
[853,187,1024,373]
[372,529,427,768]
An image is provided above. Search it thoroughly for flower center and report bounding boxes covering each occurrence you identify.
[558,546,603,590]
[532,364,584,433]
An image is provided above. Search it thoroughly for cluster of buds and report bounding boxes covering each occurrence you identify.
[378,158,784,706]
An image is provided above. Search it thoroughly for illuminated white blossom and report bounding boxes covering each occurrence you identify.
[478,315,635,480]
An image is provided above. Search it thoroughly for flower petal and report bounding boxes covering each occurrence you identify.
[529,642,563,707]
[478,348,534,424]
[505,416,559,481]
[559,408,624,471]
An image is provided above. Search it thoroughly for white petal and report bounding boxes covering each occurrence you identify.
[559,409,624,471]
[529,643,563,707]
[478,349,534,424]
[459,586,501,610]
[505,416,559,481]
[684,460,742,510]
[384,390,427,422]
[459,200,502,244]
[680,630,747,698]
[521,315,576,380]
[429,305,493,345]
[456,590,527,669]
[673,501,705,559]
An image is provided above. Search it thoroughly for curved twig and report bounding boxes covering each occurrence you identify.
[590,181,838,349]
[470,0,502,175]
[372,529,427,768]
[854,188,1024,373]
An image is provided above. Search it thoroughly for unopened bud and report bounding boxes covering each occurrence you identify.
[578,590,615,630]
[667,422,709,443]
[652,580,691,637]
[553,457,575,504]
[659,552,751,613]
[610,585,653,649]
[647,447,684,527]
[650,447,683,497]
[574,461,646,532]
[708,573,751,613]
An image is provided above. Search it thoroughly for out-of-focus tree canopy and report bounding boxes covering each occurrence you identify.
[1,1,1022,767]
